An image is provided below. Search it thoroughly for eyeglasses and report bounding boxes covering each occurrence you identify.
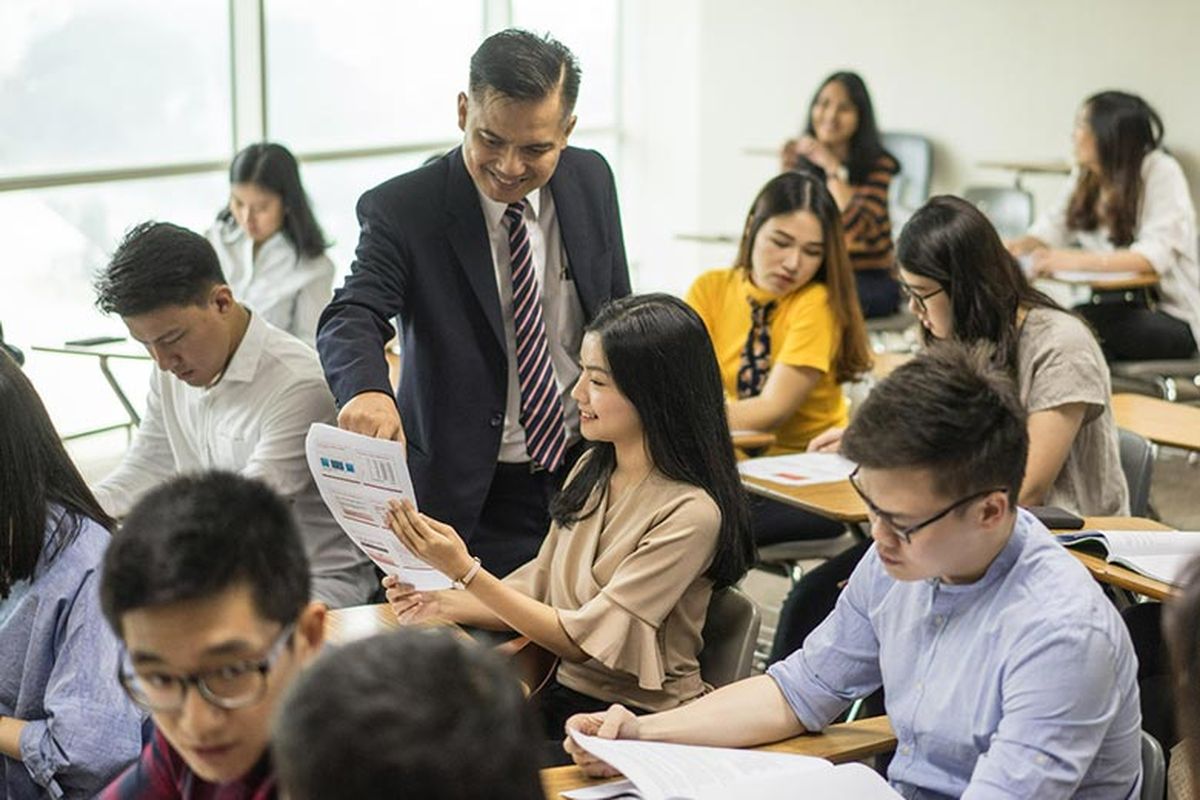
[897,280,945,314]
[118,624,295,713]
[848,466,1005,544]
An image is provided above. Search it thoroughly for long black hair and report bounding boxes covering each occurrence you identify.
[217,142,329,258]
[897,195,1064,373]
[0,351,114,598]
[804,71,895,184]
[550,294,754,588]
[1067,91,1164,247]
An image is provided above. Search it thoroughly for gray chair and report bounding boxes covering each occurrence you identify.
[698,586,761,686]
[962,185,1034,241]
[1117,428,1155,518]
[1110,360,1200,402]
[756,530,861,585]
[881,131,933,228]
[1141,730,1165,800]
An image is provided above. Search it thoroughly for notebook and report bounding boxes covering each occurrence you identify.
[1057,529,1200,585]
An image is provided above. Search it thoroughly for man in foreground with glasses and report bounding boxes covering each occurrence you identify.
[97,472,326,799]
[566,343,1142,798]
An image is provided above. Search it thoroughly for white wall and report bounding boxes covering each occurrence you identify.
[621,0,1200,291]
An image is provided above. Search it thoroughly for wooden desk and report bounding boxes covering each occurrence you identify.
[732,430,776,451]
[1062,516,1174,601]
[324,602,402,644]
[1047,272,1160,291]
[1112,392,1200,453]
[541,715,896,798]
[742,476,868,524]
[870,351,913,381]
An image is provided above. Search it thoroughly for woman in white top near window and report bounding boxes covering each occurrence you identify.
[1009,91,1200,361]
[206,143,335,345]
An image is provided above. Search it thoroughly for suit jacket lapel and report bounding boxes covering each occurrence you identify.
[446,148,506,350]
[549,152,602,319]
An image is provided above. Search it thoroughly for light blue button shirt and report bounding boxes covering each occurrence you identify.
[0,511,144,799]
[767,509,1141,799]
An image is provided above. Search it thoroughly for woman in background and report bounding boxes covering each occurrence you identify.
[207,142,334,344]
[1009,90,1200,360]
[0,351,143,799]
[687,168,872,547]
[781,71,900,318]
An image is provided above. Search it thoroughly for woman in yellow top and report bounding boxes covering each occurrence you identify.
[686,169,872,545]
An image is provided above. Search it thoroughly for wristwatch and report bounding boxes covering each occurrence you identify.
[453,557,483,590]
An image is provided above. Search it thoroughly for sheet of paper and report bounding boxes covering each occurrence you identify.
[567,732,830,800]
[695,762,902,799]
[737,452,857,487]
[305,423,451,590]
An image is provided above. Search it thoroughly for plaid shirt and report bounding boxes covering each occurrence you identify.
[98,728,276,800]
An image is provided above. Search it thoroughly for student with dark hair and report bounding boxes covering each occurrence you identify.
[1010,90,1200,360]
[1166,557,1200,791]
[566,342,1142,799]
[383,294,753,741]
[98,472,326,799]
[207,142,334,344]
[0,352,143,799]
[780,71,900,318]
[318,29,631,579]
[773,194,1129,660]
[686,169,871,546]
[93,221,375,608]
[274,629,543,800]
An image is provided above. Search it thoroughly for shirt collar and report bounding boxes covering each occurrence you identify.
[476,186,543,233]
[928,509,1030,605]
[212,309,266,388]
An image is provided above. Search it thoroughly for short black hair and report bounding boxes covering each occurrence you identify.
[100,471,310,636]
[469,28,581,118]
[95,220,226,317]
[273,629,543,800]
[841,342,1029,502]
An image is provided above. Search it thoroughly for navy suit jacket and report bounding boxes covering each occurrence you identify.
[317,146,631,540]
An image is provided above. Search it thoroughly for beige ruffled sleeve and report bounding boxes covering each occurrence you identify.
[556,491,721,690]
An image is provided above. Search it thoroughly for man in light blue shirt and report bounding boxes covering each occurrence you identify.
[564,343,1142,799]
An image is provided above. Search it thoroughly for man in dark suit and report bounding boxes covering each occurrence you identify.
[317,30,630,578]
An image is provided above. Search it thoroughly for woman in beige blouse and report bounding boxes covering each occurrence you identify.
[383,294,754,739]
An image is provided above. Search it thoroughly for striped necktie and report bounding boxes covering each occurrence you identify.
[504,200,566,472]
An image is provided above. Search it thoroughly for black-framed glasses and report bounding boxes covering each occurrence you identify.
[117,624,296,713]
[897,280,945,314]
[848,466,1005,544]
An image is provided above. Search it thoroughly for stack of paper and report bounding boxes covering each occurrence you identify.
[737,452,857,487]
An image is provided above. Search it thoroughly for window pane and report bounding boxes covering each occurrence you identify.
[510,0,618,127]
[265,0,482,152]
[0,0,231,176]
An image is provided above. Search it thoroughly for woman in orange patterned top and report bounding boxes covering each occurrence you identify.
[781,71,899,318]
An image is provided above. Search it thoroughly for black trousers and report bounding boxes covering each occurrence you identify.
[469,443,584,578]
[856,269,901,319]
[770,539,870,663]
[1076,302,1198,361]
[752,495,847,548]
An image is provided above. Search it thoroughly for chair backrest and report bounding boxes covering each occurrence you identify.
[881,131,933,228]
[1117,428,1155,517]
[698,586,761,687]
[962,185,1034,241]
[1140,730,1165,800]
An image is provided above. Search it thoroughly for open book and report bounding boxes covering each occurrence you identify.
[1057,529,1200,585]
[562,732,899,800]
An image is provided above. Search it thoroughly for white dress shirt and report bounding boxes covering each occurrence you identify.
[93,312,375,608]
[1030,149,1200,345]
[476,186,585,463]
[206,218,335,346]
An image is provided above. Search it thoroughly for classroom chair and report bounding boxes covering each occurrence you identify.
[1110,360,1200,402]
[1117,428,1156,518]
[1141,730,1166,800]
[698,586,761,686]
[755,530,861,587]
[962,185,1034,241]
[881,131,933,230]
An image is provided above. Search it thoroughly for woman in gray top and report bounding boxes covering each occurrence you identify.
[0,352,143,799]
